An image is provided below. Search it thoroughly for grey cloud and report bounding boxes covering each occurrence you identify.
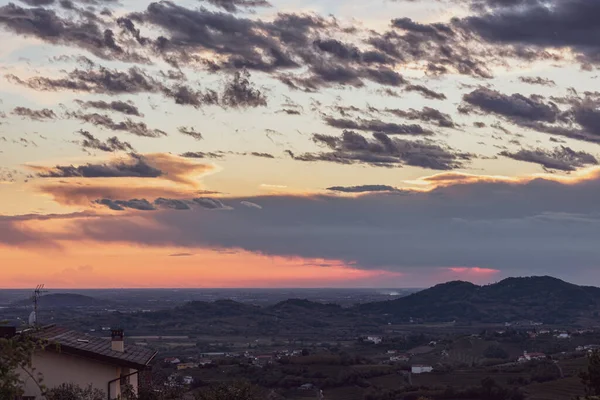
[201,0,271,13]
[178,126,203,140]
[326,185,404,193]
[294,130,472,170]
[76,99,142,116]
[462,87,560,122]
[221,70,267,108]
[0,3,145,63]
[67,111,167,138]
[95,198,156,211]
[78,130,135,152]
[461,0,600,66]
[324,117,431,135]
[404,84,446,100]
[500,145,599,172]
[384,107,455,128]
[180,151,224,159]
[192,197,228,209]
[38,155,163,178]
[249,152,274,158]
[519,76,556,87]
[12,106,56,120]
[41,174,600,282]
[154,197,191,210]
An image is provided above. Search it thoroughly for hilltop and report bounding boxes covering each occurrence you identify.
[358,276,600,323]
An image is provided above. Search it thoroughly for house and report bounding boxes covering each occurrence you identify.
[390,354,410,362]
[387,350,397,354]
[411,365,433,374]
[12,325,156,400]
[366,336,382,344]
[177,362,199,370]
[198,358,213,366]
[556,333,571,339]
[182,376,194,385]
[164,357,181,364]
[253,355,274,367]
[518,351,546,362]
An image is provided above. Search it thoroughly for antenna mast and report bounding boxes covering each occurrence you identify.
[31,284,47,327]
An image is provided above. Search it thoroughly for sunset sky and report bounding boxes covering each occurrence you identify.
[1,0,600,288]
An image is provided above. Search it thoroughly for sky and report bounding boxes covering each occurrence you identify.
[1,0,600,288]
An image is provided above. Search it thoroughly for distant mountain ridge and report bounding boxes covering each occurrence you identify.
[358,276,600,323]
[11,293,105,308]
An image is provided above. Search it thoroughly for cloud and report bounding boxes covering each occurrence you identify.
[178,126,203,140]
[500,146,598,172]
[192,197,229,209]
[95,198,156,211]
[76,99,142,116]
[77,130,135,152]
[66,111,167,138]
[518,76,556,87]
[221,70,267,108]
[12,106,57,120]
[326,185,405,193]
[11,169,600,281]
[383,107,455,128]
[404,85,447,100]
[292,130,472,170]
[0,3,146,63]
[462,87,560,122]
[201,0,271,13]
[461,0,600,66]
[324,117,431,136]
[240,200,262,209]
[180,151,224,159]
[36,154,163,178]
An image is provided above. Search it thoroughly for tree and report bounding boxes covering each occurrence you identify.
[45,383,104,400]
[484,345,509,359]
[0,328,45,399]
[581,350,600,396]
[195,381,261,400]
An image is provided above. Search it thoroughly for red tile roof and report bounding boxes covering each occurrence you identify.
[27,325,157,369]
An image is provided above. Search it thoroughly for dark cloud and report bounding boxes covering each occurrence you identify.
[180,151,224,159]
[95,198,156,211]
[154,197,192,210]
[326,185,404,193]
[192,197,228,209]
[249,152,274,158]
[19,0,55,6]
[0,3,146,63]
[519,76,556,87]
[76,99,142,116]
[27,172,600,283]
[163,85,219,108]
[384,107,455,128]
[37,155,163,178]
[404,84,446,100]
[220,70,267,108]
[462,87,560,122]
[77,130,135,153]
[460,0,600,66]
[169,252,193,257]
[324,117,431,135]
[278,109,301,115]
[201,0,271,13]
[474,122,486,128]
[8,66,163,94]
[293,130,472,170]
[67,111,167,138]
[12,106,56,120]
[500,146,598,172]
[178,126,203,140]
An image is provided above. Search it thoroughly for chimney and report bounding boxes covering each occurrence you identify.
[111,329,124,352]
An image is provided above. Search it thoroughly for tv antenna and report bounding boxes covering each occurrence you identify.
[30,284,47,327]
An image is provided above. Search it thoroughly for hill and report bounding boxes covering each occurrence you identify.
[11,293,106,308]
[357,276,600,324]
